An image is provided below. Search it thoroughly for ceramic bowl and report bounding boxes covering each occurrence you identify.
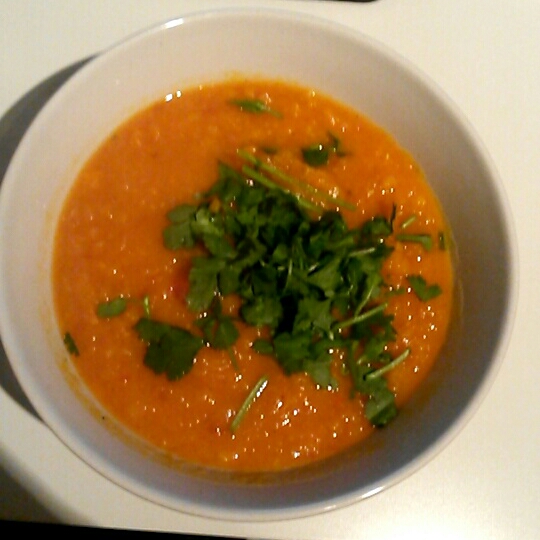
[0,8,517,520]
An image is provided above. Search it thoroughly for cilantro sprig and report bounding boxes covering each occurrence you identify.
[133,318,204,380]
[229,98,282,118]
[86,143,444,430]
[63,332,79,356]
[230,375,269,434]
[156,156,439,427]
[301,132,348,167]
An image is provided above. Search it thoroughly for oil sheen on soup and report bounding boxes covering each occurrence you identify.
[53,79,454,472]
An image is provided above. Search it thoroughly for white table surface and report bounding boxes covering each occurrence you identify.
[1,0,539,537]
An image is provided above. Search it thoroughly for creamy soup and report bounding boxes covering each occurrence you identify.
[53,79,454,472]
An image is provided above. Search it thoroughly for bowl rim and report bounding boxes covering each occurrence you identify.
[0,6,519,521]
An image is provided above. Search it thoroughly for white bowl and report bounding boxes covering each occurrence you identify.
[0,8,517,520]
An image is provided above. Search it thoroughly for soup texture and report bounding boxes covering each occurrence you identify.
[53,79,454,472]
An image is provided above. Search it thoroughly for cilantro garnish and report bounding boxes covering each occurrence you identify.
[237,149,356,211]
[301,132,348,167]
[133,318,204,380]
[63,332,79,356]
[195,298,240,370]
[107,138,444,430]
[395,232,433,251]
[230,375,269,433]
[229,98,282,118]
[162,204,197,249]
[150,153,441,428]
[302,143,329,167]
[96,297,127,318]
[96,295,151,319]
[438,231,447,250]
[407,275,443,301]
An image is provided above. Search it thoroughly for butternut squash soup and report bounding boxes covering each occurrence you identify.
[53,79,454,472]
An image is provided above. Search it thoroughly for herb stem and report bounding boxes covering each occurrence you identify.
[349,247,377,258]
[230,375,269,434]
[142,295,151,318]
[365,348,411,380]
[238,149,356,211]
[354,282,377,317]
[227,346,240,372]
[334,303,388,331]
[400,215,417,229]
[395,233,433,251]
[241,165,320,212]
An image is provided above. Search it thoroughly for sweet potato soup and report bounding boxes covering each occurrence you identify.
[53,79,454,472]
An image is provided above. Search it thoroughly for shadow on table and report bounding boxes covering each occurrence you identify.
[0,57,92,421]
[0,56,256,536]
[0,465,59,523]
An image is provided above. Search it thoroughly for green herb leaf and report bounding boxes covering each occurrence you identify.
[240,295,283,328]
[186,257,226,312]
[134,318,204,380]
[301,133,348,167]
[438,231,447,250]
[364,386,398,427]
[63,332,79,356]
[302,143,329,167]
[195,299,239,350]
[293,298,333,335]
[163,204,197,249]
[273,332,312,374]
[328,132,347,156]
[396,233,433,251]
[229,99,282,118]
[157,160,421,428]
[306,257,343,297]
[407,275,442,301]
[96,297,127,318]
[303,355,337,389]
[252,338,274,355]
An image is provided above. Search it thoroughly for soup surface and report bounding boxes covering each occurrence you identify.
[53,79,454,472]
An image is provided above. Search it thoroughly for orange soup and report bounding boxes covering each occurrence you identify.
[53,79,454,472]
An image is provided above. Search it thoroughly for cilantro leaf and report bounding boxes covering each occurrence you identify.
[252,338,274,355]
[163,204,197,249]
[96,297,127,318]
[361,215,393,239]
[186,257,226,312]
[154,159,439,429]
[293,298,333,335]
[306,257,343,298]
[201,233,237,259]
[191,206,223,238]
[195,299,239,350]
[301,133,348,167]
[407,275,442,301]
[206,162,245,203]
[364,386,398,427]
[63,332,79,356]
[134,318,204,380]
[240,295,283,328]
[302,143,329,167]
[303,355,337,389]
[272,332,312,373]
[229,98,282,118]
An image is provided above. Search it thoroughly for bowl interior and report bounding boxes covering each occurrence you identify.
[0,9,516,520]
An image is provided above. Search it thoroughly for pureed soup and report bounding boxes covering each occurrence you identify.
[53,79,454,473]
